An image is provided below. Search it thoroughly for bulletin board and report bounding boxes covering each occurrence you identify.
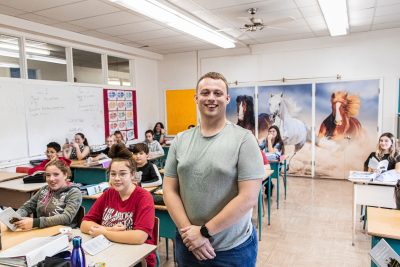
[166,89,197,135]
[103,89,137,141]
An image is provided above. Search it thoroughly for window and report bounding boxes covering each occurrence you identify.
[73,49,102,84]
[26,40,67,81]
[0,34,20,78]
[107,56,131,86]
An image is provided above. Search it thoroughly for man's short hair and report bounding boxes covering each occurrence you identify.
[145,130,154,136]
[132,143,149,154]
[196,72,229,94]
[47,142,61,152]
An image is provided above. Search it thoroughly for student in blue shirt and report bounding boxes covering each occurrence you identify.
[259,125,285,161]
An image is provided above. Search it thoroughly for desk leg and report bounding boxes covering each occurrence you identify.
[352,183,356,246]
[268,177,271,225]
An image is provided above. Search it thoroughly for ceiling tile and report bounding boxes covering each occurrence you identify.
[350,25,371,33]
[350,17,373,27]
[374,14,400,24]
[18,13,60,25]
[0,4,26,16]
[377,0,400,6]
[80,30,112,39]
[69,11,145,29]
[372,20,400,30]
[120,28,182,42]
[188,0,263,10]
[348,0,375,10]
[97,21,163,36]
[299,5,322,17]
[52,22,89,33]
[349,9,375,20]
[0,0,82,12]
[305,15,325,26]
[294,0,318,8]
[313,29,329,36]
[375,3,400,16]
[36,0,119,22]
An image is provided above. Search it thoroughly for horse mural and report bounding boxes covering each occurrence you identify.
[318,91,363,140]
[236,95,255,134]
[268,93,309,153]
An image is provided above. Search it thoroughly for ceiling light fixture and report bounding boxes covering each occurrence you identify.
[109,0,235,49]
[318,0,349,36]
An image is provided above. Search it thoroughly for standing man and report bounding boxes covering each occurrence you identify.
[163,72,265,266]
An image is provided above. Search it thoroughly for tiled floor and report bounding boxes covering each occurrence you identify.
[157,177,371,267]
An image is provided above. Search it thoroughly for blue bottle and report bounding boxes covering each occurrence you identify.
[71,236,86,267]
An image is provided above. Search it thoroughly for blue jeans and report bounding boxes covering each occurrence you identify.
[175,226,258,267]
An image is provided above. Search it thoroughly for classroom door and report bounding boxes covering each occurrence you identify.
[315,79,380,179]
[258,84,313,177]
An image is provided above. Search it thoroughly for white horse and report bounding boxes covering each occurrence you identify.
[268,93,309,153]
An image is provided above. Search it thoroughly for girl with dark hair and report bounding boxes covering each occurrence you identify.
[15,160,82,230]
[63,133,90,160]
[81,156,156,267]
[260,125,285,161]
[364,132,399,171]
[153,122,166,145]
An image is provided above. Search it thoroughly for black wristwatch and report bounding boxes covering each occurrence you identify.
[200,224,212,238]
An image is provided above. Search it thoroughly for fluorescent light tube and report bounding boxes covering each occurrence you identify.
[0,50,19,58]
[109,0,235,49]
[0,62,19,68]
[318,0,349,36]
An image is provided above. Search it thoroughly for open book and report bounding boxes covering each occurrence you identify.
[0,207,22,231]
[0,235,68,267]
[370,238,400,267]
[368,158,389,173]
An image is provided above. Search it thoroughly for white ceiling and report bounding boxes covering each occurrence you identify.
[0,0,400,55]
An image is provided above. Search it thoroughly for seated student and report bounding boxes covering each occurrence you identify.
[28,142,71,175]
[364,132,399,172]
[153,122,166,145]
[131,143,162,188]
[15,160,82,230]
[89,134,116,161]
[80,156,156,267]
[259,125,285,161]
[63,132,90,160]
[114,130,125,144]
[144,130,164,157]
[109,142,132,159]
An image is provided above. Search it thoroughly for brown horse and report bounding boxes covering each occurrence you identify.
[318,91,363,140]
[236,95,255,134]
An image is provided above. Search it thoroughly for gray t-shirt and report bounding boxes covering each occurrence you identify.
[164,121,265,251]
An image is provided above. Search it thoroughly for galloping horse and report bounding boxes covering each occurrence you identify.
[269,93,309,153]
[318,91,363,140]
[236,95,255,134]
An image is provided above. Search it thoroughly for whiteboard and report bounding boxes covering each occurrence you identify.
[0,79,29,161]
[0,78,105,162]
[25,83,105,156]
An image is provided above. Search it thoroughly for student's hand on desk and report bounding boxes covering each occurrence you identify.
[192,239,215,261]
[180,225,207,251]
[110,223,126,231]
[88,225,107,237]
[14,217,33,230]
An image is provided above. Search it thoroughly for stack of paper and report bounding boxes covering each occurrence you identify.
[0,235,68,267]
[349,171,376,180]
[375,169,400,183]
[370,239,400,267]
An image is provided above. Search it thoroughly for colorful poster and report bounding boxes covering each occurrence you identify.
[104,89,137,141]
[315,79,380,179]
[258,84,313,177]
[226,87,256,134]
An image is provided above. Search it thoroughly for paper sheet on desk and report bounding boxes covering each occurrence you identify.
[375,169,400,183]
[370,239,400,267]
[349,171,376,180]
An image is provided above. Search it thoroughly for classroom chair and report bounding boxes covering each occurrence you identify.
[16,166,30,174]
[75,206,86,228]
[154,217,161,267]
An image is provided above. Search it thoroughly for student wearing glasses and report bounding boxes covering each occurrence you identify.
[27,142,71,175]
[81,154,156,267]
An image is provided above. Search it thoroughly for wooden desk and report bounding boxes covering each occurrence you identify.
[367,207,400,267]
[0,224,62,251]
[70,229,156,267]
[0,178,46,209]
[0,172,26,183]
[348,177,396,245]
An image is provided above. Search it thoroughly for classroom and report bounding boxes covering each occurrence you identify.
[0,0,400,266]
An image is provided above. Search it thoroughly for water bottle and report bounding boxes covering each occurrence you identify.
[71,236,86,267]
